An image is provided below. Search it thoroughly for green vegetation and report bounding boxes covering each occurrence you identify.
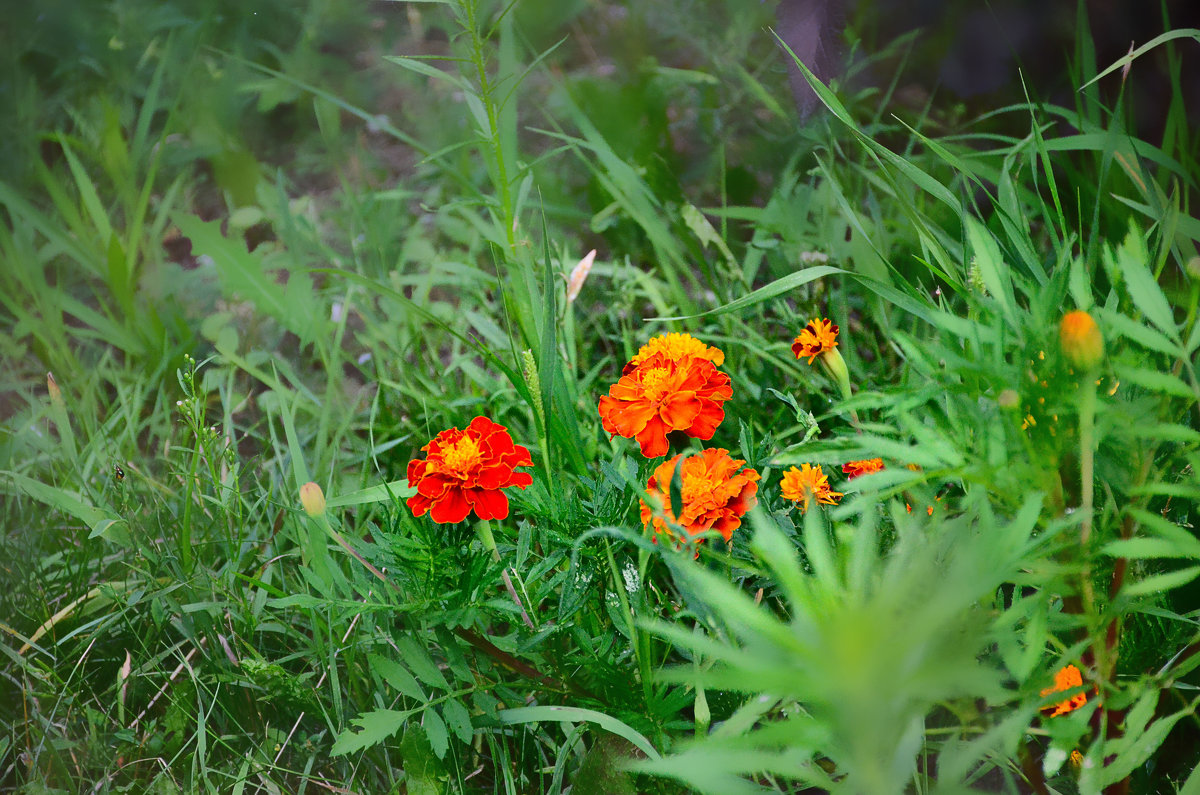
[2,2,1199,792]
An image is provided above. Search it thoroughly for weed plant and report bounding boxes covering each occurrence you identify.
[2,1,1200,793]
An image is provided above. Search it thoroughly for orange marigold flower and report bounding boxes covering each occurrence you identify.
[640,448,760,545]
[598,352,732,458]
[625,332,725,374]
[1059,310,1104,370]
[1041,664,1088,717]
[406,416,533,524]
[781,463,843,512]
[842,458,884,479]
[791,318,839,364]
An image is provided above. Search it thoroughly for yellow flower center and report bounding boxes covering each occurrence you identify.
[640,366,672,400]
[441,435,484,474]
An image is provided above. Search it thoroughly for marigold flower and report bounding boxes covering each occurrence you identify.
[791,318,839,364]
[1059,310,1104,370]
[780,463,843,512]
[625,332,724,373]
[1041,664,1088,717]
[598,352,732,458]
[640,449,759,545]
[406,416,533,524]
[842,458,884,479]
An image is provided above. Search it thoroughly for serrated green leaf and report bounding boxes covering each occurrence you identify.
[1102,538,1200,560]
[383,56,469,91]
[331,708,411,755]
[1086,710,1186,789]
[1109,226,1179,340]
[441,698,473,744]
[966,216,1016,326]
[423,707,449,759]
[1099,309,1180,356]
[1121,566,1200,597]
[1114,366,1197,399]
[368,654,426,701]
[1125,423,1200,444]
[396,637,450,691]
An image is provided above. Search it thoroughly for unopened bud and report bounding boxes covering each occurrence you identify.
[47,372,63,407]
[1059,310,1104,370]
[300,482,326,517]
[1186,256,1200,281]
[566,249,596,304]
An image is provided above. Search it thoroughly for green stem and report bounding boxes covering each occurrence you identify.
[180,435,199,575]
[477,521,536,629]
[465,0,514,249]
[604,539,651,704]
[1077,377,1108,679]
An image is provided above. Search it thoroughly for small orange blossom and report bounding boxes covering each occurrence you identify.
[780,463,843,512]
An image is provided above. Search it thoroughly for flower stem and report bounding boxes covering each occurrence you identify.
[477,521,536,630]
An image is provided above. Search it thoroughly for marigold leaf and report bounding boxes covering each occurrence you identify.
[395,637,450,692]
[368,654,426,701]
[1114,366,1197,400]
[441,698,474,745]
[1120,566,1200,598]
[1102,538,1200,560]
[423,708,449,759]
[1106,225,1179,340]
[330,708,411,756]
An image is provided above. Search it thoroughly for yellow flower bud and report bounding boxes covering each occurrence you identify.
[300,482,326,517]
[1059,310,1104,370]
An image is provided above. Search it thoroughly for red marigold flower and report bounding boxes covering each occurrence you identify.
[406,416,533,524]
[842,458,884,479]
[640,448,760,545]
[598,352,732,458]
[791,318,839,364]
[781,463,843,513]
[624,332,725,374]
[1041,664,1088,717]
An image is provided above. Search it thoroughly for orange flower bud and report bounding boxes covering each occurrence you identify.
[1059,311,1104,370]
[300,482,327,517]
